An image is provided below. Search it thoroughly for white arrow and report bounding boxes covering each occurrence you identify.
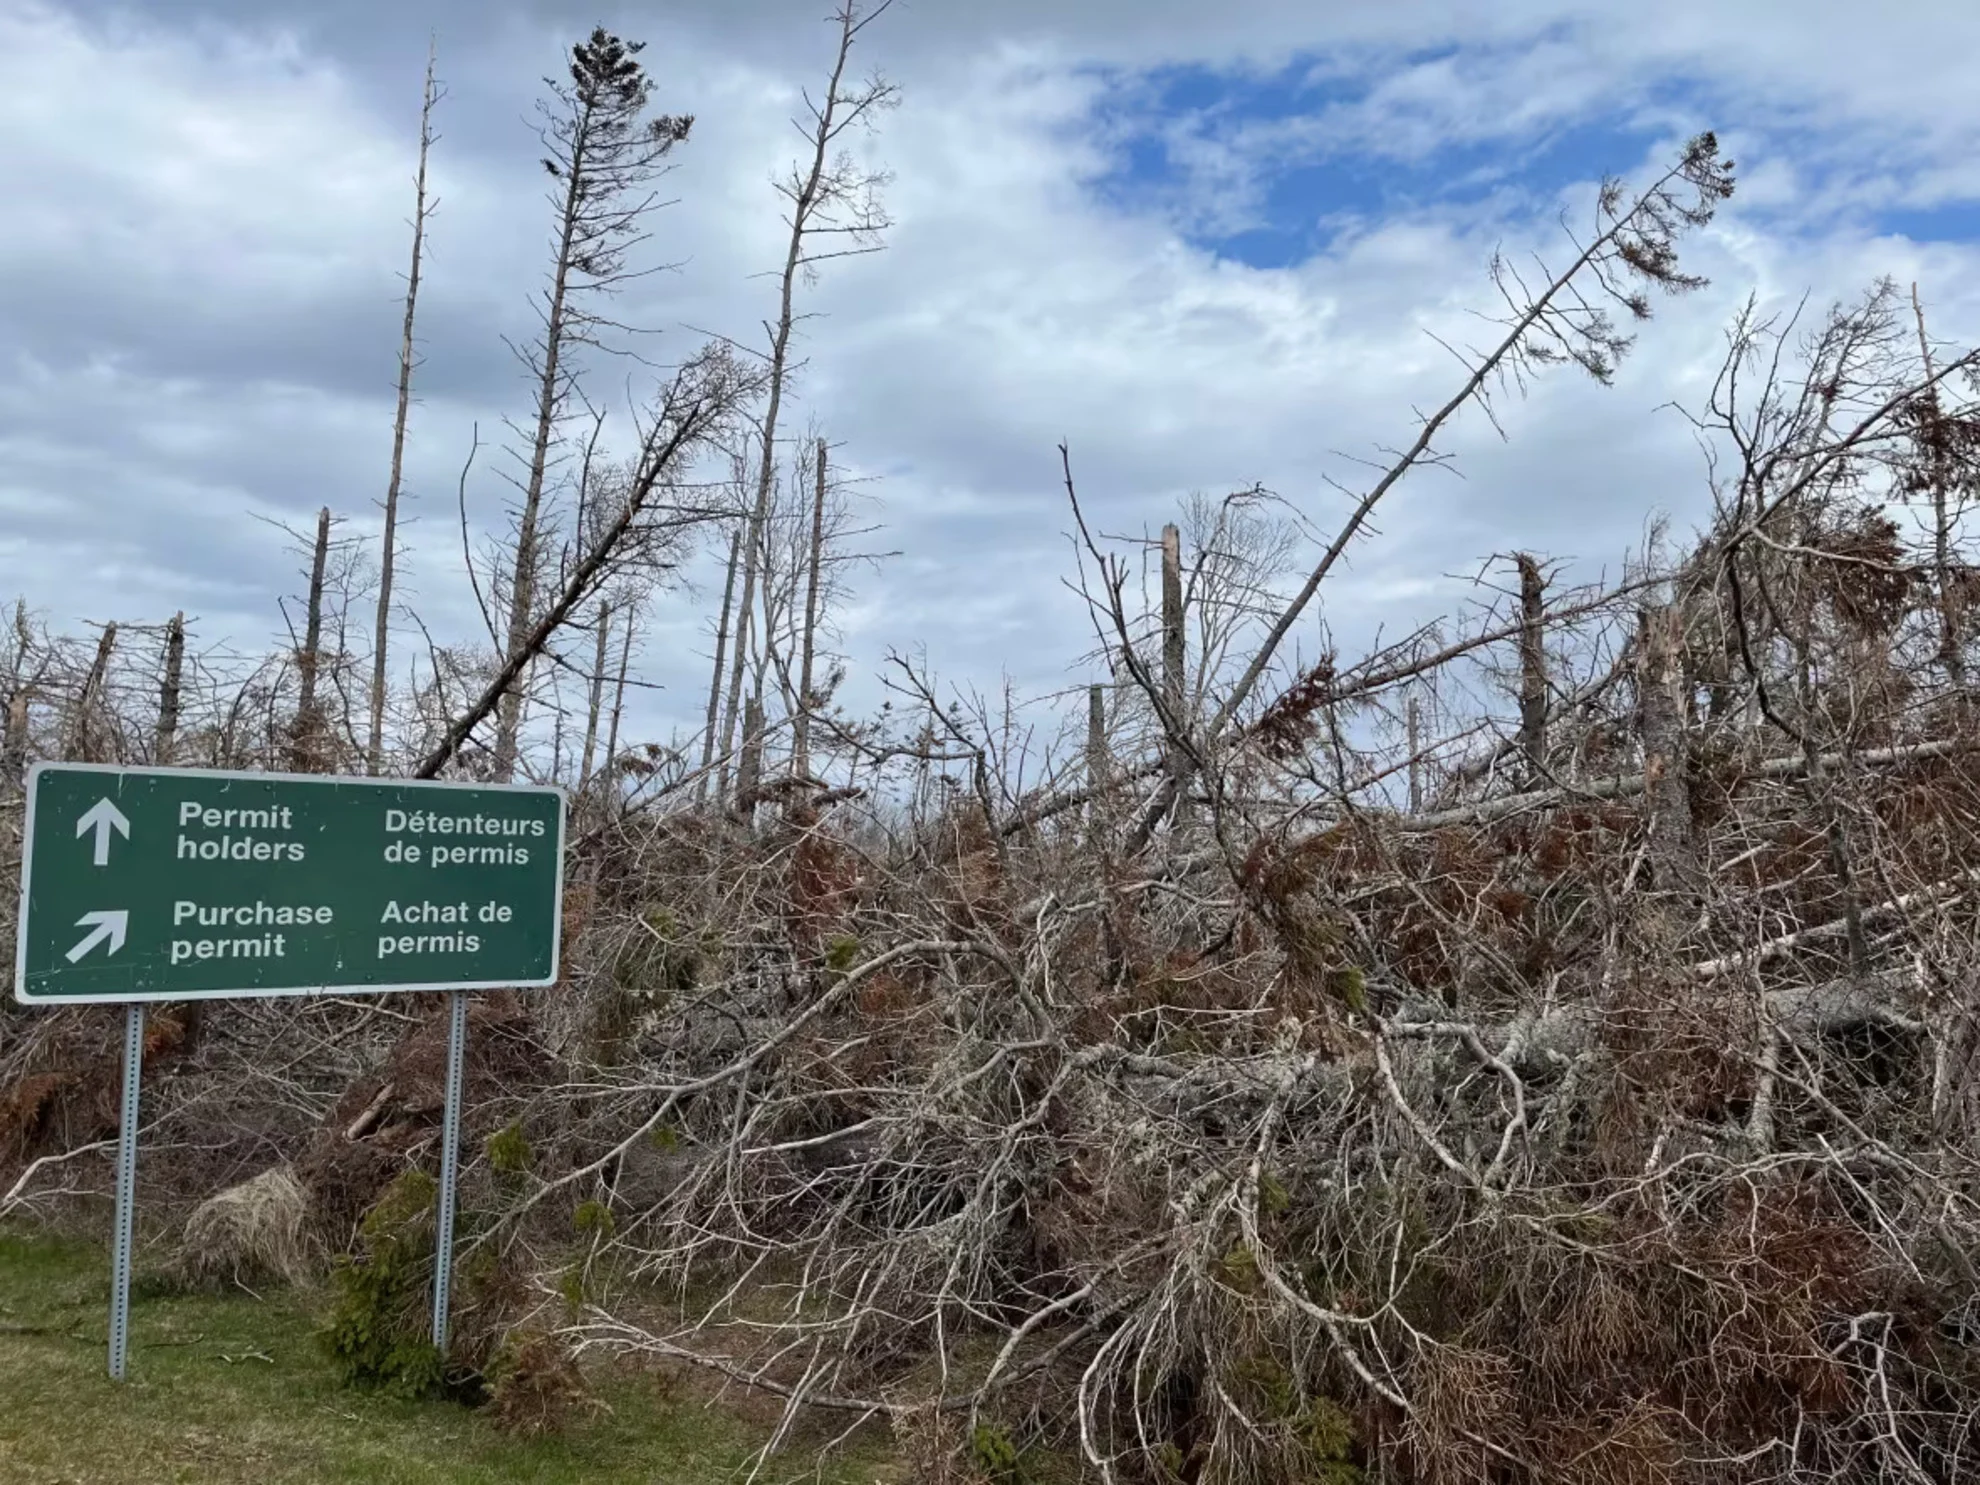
[76,797,131,867]
[66,910,129,964]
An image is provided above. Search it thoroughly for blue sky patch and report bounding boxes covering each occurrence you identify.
[1082,53,1731,270]
[1874,201,1980,245]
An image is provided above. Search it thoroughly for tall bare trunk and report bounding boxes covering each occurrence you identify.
[371,43,440,776]
[156,611,184,766]
[602,608,633,805]
[1912,283,1966,690]
[702,523,742,798]
[1515,553,1548,785]
[5,602,29,789]
[719,8,878,801]
[291,506,332,773]
[737,693,765,824]
[718,457,771,795]
[1160,522,1189,832]
[493,102,598,783]
[578,599,611,795]
[792,438,828,783]
[1406,685,1423,812]
[550,674,566,782]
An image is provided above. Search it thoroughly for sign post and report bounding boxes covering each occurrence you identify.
[109,1001,143,1382]
[431,987,468,1354]
[14,763,565,1378]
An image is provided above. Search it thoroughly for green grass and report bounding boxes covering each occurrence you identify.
[0,1228,897,1484]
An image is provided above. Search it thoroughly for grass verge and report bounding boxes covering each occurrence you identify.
[0,1227,895,1484]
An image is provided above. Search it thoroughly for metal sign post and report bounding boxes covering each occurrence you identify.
[108,1001,144,1382]
[430,987,468,1354]
[13,763,566,1380]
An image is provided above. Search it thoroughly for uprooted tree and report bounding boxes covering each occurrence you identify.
[13,79,1980,1485]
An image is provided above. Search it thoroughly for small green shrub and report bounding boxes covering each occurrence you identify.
[1297,1395,1364,1483]
[1257,1169,1292,1218]
[558,1264,588,1315]
[969,1422,1025,1483]
[1325,965,1367,1013]
[319,1169,446,1397]
[825,934,861,976]
[1215,1242,1260,1293]
[486,1121,534,1177]
[1231,1354,1300,1419]
[572,1198,616,1240]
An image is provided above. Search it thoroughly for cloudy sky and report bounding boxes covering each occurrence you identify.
[4,0,1979,757]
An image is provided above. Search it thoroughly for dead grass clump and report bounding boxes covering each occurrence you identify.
[179,1164,315,1291]
[487,1328,607,1438]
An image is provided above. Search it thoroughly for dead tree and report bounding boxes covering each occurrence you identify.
[418,345,754,778]
[1514,552,1547,784]
[1160,521,1189,832]
[3,605,34,787]
[1085,682,1109,842]
[737,694,764,818]
[602,608,633,798]
[715,0,897,798]
[289,507,333,773]
[1115,133,1737,854]
[792,437,830,783]
[71,623,117,763]
[491,27,693,781]
[370,43,442,775]
[1911,282,1967,690]
[700,520,743,797]
[577,599,610,796]
[155,612,184,765]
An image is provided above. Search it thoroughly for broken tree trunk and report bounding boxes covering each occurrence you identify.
[1912,282,1967,691]
[1161,522,1189,835]
[290,506,332,773]
[1406,685,1423,813]
[737,694,765,823]
[717,472,764,807]
[3,690,27,787]
[1515,553,1547,786]
[1085,682,1108,847]
[793,438,828,785]
[156,612,184,766]
[72,623,118,763]
[4,600,30,788]
[577,599,611,797]
[702,523,742,801]
[602,609,632,807]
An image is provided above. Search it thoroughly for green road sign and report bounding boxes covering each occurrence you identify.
[15,763,565,1004]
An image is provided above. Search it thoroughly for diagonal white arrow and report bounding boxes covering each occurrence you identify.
[66,910,128,963]
[76,798,131,867]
